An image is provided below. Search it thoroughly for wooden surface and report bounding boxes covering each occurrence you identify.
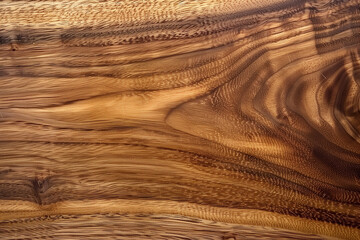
[0,0,360,239]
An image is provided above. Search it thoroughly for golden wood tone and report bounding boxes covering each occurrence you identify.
[0,0,360,239]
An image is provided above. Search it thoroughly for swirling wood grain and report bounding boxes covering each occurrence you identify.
[0,0,360,239]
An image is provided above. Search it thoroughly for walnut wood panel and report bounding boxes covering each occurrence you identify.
[0,0,360,239]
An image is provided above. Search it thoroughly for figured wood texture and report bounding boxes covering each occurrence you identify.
[0,0,360,239]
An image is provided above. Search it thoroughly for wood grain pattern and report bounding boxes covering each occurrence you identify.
[0,0,360,239]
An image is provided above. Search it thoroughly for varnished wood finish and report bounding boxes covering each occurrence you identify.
[0,0,360,239]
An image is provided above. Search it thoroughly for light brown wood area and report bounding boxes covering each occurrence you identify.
[1,0,360,239]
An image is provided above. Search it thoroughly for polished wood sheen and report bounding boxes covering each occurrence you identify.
[0,0,360,239]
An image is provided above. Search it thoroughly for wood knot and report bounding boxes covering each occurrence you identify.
[10,43,19,51]
[32,175,51,194]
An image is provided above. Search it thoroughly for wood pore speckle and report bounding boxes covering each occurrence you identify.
[0,0,360,239]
